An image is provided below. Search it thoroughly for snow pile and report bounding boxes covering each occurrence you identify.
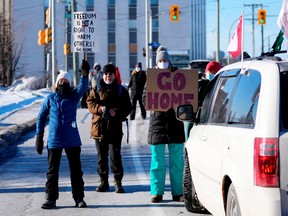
[8,76,46,92]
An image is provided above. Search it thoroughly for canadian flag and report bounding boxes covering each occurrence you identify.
[227,15,243,58]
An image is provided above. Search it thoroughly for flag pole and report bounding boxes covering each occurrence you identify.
[241,10,244,73]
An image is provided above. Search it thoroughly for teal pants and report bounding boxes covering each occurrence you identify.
[150,143,184,196]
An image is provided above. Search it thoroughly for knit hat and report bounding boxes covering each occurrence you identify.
[93,63,101,70]
[103,64,116,74]
[205,61,221,74]
[156,46,171,64]
[136,62,142,68]
[56,71,71,86]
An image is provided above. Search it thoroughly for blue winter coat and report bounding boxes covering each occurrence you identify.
[36,75,88,149]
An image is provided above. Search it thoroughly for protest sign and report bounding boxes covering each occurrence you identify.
[71,11,99,53]
[146,69,198,111]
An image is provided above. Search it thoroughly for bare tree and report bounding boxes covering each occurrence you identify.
[0,13,23,86]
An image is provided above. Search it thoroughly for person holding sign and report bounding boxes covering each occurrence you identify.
[148,46,185,203]
[35,60,90,209]
[86,64,132,194]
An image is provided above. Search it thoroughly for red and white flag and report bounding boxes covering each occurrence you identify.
[277,0,288,38]
[227,15,243,58]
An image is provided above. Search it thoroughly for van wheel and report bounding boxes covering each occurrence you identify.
[183,151,208,213]
[226,184,241,216]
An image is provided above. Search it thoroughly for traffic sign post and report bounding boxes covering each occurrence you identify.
[149,42,160,51]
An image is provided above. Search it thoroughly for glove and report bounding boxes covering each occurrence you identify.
[35,133,44,155]
[81,59,90,76]
[170,65,178,72]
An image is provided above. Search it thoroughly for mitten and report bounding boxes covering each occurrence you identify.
[81,59,90,76]
[35,133,44,155]
[170,65,178,72]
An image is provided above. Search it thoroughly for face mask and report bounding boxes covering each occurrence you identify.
[157,62,169,69]
[135,67,141,72]
[206,73,215,80]
[57,82,70,95]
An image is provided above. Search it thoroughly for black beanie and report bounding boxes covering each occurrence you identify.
[103,64,116,74]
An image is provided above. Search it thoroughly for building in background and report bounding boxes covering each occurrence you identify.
[4,0,206,85]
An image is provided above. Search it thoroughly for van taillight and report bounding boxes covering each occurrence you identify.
[254,137,279,187]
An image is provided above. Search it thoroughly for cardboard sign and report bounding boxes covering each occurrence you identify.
[71,12,100,53]
[146,69,198,111]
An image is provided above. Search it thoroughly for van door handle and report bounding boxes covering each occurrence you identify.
[200,136,207,141]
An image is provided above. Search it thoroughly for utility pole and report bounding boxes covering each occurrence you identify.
[149,12,153,68]
[260,5,264,54]
[244,3,262,57]
[51,0,57,85]
[71,0,79,86]
[216,0,220,62]
[46,0,52,88]
[145,0,150,69]
[65,7,69,71]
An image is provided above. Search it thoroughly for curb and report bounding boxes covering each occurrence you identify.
[0,118,37,155]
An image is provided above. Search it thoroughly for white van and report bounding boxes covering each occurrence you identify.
[176,57,288,216]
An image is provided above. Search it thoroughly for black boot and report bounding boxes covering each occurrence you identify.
[114,175,124,193]
[96,177,109,192]
[141,109,146,119]
[41,199,56,209]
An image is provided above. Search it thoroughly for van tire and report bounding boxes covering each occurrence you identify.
[226,184,241,216]
[183,151,208,213]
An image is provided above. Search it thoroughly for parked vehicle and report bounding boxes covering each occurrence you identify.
[176,56,288,216]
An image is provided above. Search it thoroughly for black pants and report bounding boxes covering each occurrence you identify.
[45,147,85,201]
[130,96,146,120]
[95,139,123,179]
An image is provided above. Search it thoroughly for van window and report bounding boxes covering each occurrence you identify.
[228,70,261,126]
[280,72,288,129]
[211,76,237,123]
[199,82,214,123]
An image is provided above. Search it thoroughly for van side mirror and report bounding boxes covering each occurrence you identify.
[176,104,194,121]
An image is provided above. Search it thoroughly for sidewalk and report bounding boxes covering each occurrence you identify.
[0,102,42,155]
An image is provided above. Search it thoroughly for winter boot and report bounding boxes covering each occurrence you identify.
[114,175,124,193]
[141,111,146,120]
[41,199,56,209]
[96,177,109,192]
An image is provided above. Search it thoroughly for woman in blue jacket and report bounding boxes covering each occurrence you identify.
[35,60,90,209]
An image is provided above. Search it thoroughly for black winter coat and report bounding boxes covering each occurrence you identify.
[145,65,185,145]
[128,70,146,99]
[148,108,185,145]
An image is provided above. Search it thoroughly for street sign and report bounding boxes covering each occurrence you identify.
[149,42,160,48]
[71,11,100,53]
[149,42,160,51]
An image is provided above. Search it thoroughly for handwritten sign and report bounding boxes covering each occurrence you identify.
[146,69,198,111]
[71,12,99,53]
